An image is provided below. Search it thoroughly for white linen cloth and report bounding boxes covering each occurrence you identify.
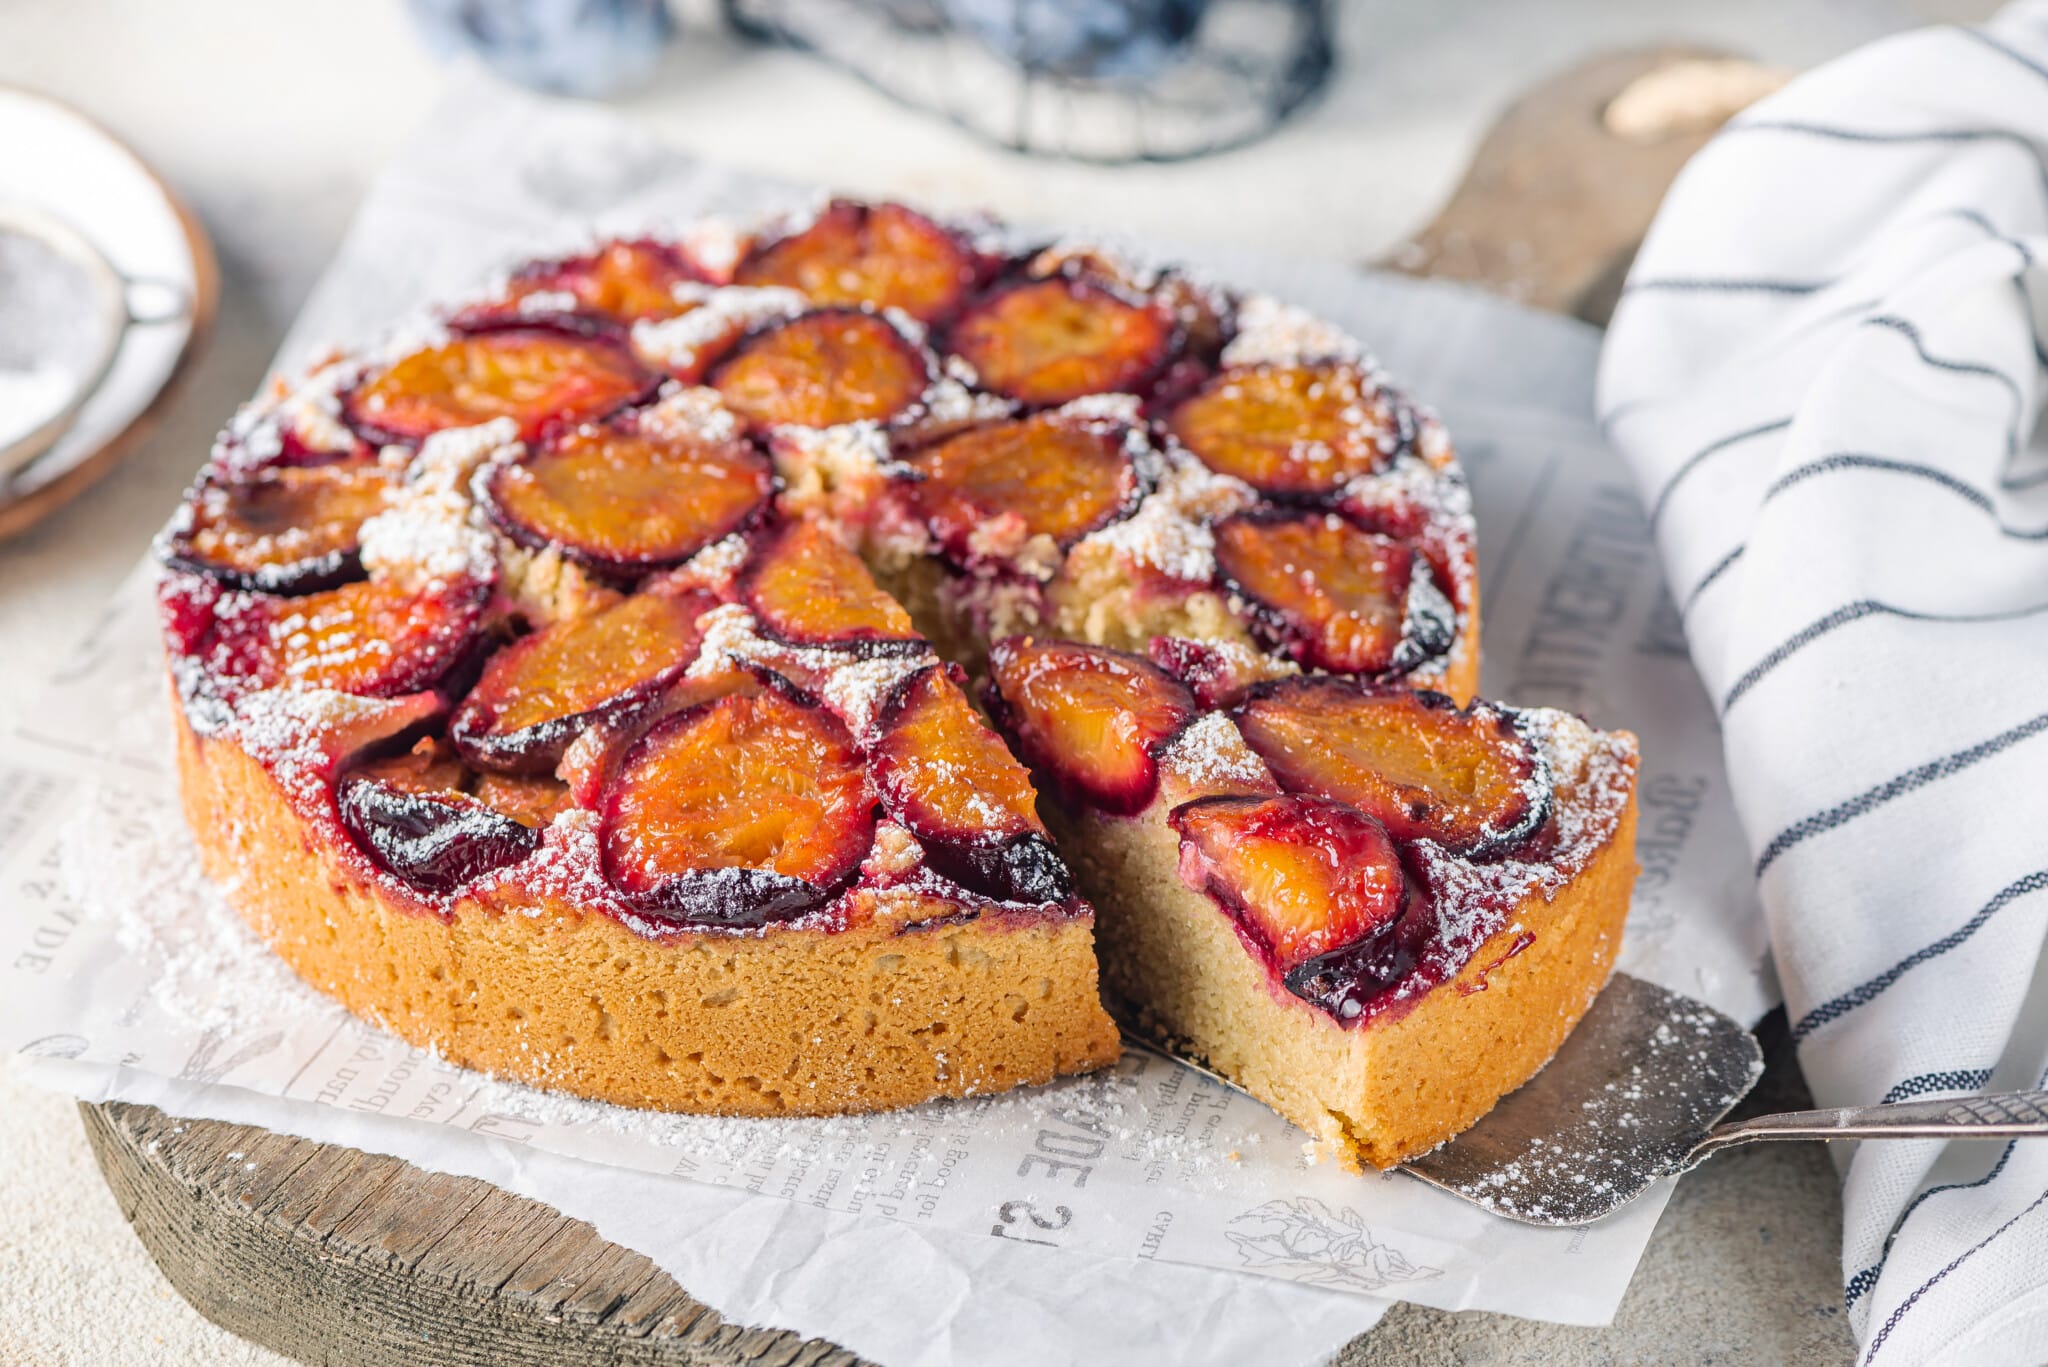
[1598,6,2048,1362]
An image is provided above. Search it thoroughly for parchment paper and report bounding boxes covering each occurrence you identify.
[0,73,1771,1367]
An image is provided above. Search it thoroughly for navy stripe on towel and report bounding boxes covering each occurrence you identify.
[1958,23,2048,87]
[1647,418,1791,531]
[1722,597,2048,712]
[1848,1139,2022,1310]
[1863,314,2026,455]
[1865,1183,2048,1360]
[1792,870,2048,1040]
[1763,454,2048,539]
[1622,275,1835,296]
[1845,1066,2029,1311]
[1883,1068,1997,1105]
[1681,545,1746,617]
[1759,717,2048,877]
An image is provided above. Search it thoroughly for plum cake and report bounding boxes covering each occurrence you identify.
[157,197,1635,1162]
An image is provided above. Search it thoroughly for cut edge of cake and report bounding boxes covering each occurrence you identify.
[1049,703,1639,1172]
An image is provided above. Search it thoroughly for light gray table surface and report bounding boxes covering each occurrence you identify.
[0,1,1993,1362]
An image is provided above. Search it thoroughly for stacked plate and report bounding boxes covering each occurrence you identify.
[0,87,213,538]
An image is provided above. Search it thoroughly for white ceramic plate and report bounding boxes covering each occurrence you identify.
[0,87,207,520]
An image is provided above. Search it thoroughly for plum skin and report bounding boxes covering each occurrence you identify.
[923,832,1074,907]
[337,776,540,895]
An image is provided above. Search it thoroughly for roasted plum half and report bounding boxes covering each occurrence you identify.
[947,278,1175,407]
[903,411,1142,566]
[985,637,1195,814]
[471,771,577,829]
[734,200,990,324]
[1166,363,1401,498]
[482,419,772,573]
[459,239,703,331]
[738,520,919,653]
[871,665,1071,904]
[343,330,656,446]
[1212,511,1455,677]
[450,589,711,775]
[1233,677,1549,856]
[338,739,566,894]
[1172,793,1405,969]
[1174,793,1428,1022]
[556,667,762,809]
[598,684,876,926]
[710,309,933,429]
[161,463,392,594]
[178,574,487,699]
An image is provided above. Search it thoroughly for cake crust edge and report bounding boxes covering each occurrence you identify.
[175,709,1121,1117]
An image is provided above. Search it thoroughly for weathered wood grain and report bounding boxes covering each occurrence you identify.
[1380,45,1750,325]
[80,1100,868,1367]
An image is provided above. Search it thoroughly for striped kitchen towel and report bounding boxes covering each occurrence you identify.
[1597,6,2048,1363]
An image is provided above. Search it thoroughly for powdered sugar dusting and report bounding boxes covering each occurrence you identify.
[72,784,353,1038]
[275,356,364,458]
[1416,411,1453,467]
[819,652,930,742]
[689,602,934,743]
[1058,391,1144,424]
[664,530,752,592]
[1157,713,1270,791]
[516,807,628,913]
[630,285,806,373]
[1078,445,1258,583]
[914,375,1012,431]
[1222,294,1365,369]
[1029,237,1163,291]
[358,419,512,588]
[1404,710,1638,992]
[637,383,744,445]
[214,355,365,472]
[1343,449,1474,530]
[516,289,581,318]
[679,217,746,281]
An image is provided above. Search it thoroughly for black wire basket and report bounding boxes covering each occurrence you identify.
[720,0,1333,163]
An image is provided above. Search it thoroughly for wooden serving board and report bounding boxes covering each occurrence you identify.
[80,1102,859,1367]
[77,46,1767,1366]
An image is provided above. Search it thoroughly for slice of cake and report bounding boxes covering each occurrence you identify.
[986,638,1639,1169]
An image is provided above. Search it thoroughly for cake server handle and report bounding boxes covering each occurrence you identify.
[1685,1089,2048,1167]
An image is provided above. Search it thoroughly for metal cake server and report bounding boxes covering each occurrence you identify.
[1120,973,2048,1226]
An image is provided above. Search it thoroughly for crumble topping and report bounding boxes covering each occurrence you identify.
[1221,293,1366,370]
[1075,446,1257,584]
[358,419,512,590]
[679,216,747,281]
[1157,713,1271,791]
[629,284,806,373]
[515,288,581,317]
